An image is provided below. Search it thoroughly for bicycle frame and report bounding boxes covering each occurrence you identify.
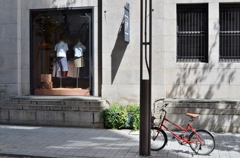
[156,114,203,145]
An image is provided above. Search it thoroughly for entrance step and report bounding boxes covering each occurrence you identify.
[0,96,109,128]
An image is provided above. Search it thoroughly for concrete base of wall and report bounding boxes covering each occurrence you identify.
[0,96,109,128]
[152,98,240,133]
[1,97,239,133]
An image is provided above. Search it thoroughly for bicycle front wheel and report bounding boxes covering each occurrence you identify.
[189,129,215,155]
[151,127,167,151]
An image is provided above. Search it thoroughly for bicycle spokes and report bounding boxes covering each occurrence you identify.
[189,130,215,155]
[151,128,168,151]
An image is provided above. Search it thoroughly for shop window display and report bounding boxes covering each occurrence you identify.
[30,9,92,95]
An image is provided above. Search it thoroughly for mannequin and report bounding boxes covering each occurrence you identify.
[54,39,69,88]
[73,39,86,87]
[54,40,69,77]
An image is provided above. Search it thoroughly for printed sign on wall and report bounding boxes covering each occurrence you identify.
[124,3,130,42]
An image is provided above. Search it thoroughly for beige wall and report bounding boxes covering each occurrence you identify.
[1,0,240,105]
[102,0,240,104]
[165,1,240,99]
[0,0,19,101]
[101,0,166,104]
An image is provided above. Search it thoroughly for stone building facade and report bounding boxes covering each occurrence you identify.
[0,0,240,105]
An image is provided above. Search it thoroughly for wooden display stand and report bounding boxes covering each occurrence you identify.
[41,74,52,89]
[35,74,90,96]
[35,88,90,96]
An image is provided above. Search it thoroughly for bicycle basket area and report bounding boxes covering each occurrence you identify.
[152,110,164,127]
[158,110,164,124]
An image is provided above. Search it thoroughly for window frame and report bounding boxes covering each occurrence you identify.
[219,3,240,62]
[177,3,209,63]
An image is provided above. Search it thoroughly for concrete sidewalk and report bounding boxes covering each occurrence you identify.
[0,125,239,158]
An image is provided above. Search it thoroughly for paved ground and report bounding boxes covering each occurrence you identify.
[0,125,239,158]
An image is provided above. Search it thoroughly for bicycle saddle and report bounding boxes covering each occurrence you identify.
[186,113,199,118]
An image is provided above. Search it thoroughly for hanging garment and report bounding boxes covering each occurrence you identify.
[56,57,68,71]
[74,57,85,68]
[55,41,69,57]
[74,47,83,57]
[73,43,86,68]
[67,59,78,78]
[73,43,86,55]
[52,60,61,77]
[52,57,68,77]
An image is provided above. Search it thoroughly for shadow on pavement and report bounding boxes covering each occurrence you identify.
[1,125,238,158]
[0,153,56,158]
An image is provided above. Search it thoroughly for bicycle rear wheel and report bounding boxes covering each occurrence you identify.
[151,127,167,151]
[188,129,215,155]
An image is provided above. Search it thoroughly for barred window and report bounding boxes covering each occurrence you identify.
[220,4,240,62]
[177,4,208,62]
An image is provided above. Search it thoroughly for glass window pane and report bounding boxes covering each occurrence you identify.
[31,9,92,94]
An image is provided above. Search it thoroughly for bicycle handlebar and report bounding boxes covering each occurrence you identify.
[161,103,168,112]
[153,98,168,111]
[154,98,165,102]
[152,98,168,123]
[153,98,164,106]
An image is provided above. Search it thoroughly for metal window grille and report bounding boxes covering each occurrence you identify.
[177,4,208,62]
[220,4,240,62]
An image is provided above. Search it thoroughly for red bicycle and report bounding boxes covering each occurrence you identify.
[151,98,215,155]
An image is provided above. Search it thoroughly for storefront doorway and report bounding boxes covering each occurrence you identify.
[30,8,93,95]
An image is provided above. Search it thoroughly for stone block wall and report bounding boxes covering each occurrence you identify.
[0,96,109,128]
[152,99,240,133]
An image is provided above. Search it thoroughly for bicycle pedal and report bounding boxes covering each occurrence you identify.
[172,136,176,139]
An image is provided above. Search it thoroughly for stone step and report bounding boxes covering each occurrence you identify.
[151,98,240,133]
[0,96,109,128]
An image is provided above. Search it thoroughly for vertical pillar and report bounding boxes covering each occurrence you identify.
[17,0,22,95]
[139,80,151,156]
[140,0,152,156]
